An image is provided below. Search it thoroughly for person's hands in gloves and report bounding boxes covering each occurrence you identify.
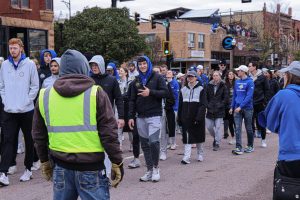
[41,161,53,181]
[110,162,124,188]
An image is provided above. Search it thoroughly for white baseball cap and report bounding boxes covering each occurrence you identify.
[197,65,204,70]
[235,65,248,73]
[279,61,300,77]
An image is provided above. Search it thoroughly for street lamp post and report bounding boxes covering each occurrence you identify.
[61,0,71,19]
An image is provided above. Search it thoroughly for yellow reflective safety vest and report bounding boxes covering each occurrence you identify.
[39,85,104,153]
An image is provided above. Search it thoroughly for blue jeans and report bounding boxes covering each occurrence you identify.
[53,165,110,200]
[234,109,254,149]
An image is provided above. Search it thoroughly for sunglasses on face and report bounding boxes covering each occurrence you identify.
[187,75,196,78]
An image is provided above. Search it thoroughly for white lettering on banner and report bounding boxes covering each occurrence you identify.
[237,42,243,50]
[191,50,205,58]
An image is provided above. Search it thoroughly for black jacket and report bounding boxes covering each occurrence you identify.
[206,81,229,119]
[251,72,270,105]
[91,73,124,119]
[164,82,176,111]
[128,72,168,118]
[269,78,280,100]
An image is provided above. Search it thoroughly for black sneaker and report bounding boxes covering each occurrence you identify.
[213,144,220,151]
[213,140,216,147]
[232,148,243,155]
[223,134,229,139]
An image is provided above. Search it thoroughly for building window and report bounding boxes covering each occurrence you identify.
[198,34,205,49]
[145,34,156,43]
[11,0,29,8]
[11,0,18,6]
[188,33,195,48]
[21,0,29,8]
[46,0,53,10]
[29,29,47,58]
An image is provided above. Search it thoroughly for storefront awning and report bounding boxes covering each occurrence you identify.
[174,58,217,62]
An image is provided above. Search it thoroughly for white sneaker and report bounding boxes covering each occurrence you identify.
[140,170,152,182]
[8,165,17,175]
[151,167,160,182]
[170,144,177,150]
[20,169,32,182]
[197,154,204,162]
[229,139,236,145]
[128,158,141,169]
[0,173,9,186]
[159,152,167,161]
[167,144,171,149]
[31,160,41,171]
[17,143,25,154]
[261,140,267,148]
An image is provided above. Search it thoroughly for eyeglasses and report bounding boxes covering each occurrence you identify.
[50,65,58,67]
[187,75,196,78]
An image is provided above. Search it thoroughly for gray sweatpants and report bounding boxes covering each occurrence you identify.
[137,116,161,171]
[206,118,223,145]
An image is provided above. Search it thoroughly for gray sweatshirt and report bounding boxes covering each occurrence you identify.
[0,57,39,113]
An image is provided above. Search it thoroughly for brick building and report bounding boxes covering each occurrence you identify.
[138,20,214,72]
[220,3,299,67]
[0,0,54,59]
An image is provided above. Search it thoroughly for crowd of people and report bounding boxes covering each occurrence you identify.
[0,37,298,200]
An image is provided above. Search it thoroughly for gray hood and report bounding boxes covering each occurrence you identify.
[50,57,61,66]
[89,55,105,75]
[59,49,90,76]
[250,69,262,82]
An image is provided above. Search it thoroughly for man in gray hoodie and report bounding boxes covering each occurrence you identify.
[32,50,123,199]
[0,38,39,186]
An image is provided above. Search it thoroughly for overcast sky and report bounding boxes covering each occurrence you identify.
[54,0,300,20]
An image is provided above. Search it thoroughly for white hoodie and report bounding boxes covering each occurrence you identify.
[0,57,39,113]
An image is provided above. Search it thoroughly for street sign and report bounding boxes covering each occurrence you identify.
[222,36,236,50]
[163,20,169,28]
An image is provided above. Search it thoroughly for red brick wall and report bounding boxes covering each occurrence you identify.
[0,0,43,21]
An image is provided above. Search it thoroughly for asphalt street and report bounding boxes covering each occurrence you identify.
[0,130,277,200]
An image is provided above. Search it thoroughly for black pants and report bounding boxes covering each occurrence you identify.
[11,144,39,166]
[252,104,266,140]
[0,111,34,173]
[224,108,235,137]
[166,109,176,138]
[132,121,140,159]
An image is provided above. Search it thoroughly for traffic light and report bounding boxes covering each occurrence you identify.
[162,41,170,56]
[134,12,140,25]
[242,0,251,3]
[151,16,156,29]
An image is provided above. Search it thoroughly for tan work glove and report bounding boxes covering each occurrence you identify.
[110,162,124,188]
[41,161,53,181]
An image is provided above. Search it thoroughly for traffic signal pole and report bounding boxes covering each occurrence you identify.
[133,14,171,68]
[166,21,171,69]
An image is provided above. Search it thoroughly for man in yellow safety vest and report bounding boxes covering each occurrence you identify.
[32,49,123,200]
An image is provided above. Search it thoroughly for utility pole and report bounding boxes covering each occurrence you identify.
[111,0,117,8]
[61,0,71,19]
[111,0,134,8]
[165,18,171,68]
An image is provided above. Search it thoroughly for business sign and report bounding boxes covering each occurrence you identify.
[222,36,236,50]
[191,50,205,58]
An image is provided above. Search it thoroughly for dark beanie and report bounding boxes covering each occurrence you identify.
[59,49,90,76]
